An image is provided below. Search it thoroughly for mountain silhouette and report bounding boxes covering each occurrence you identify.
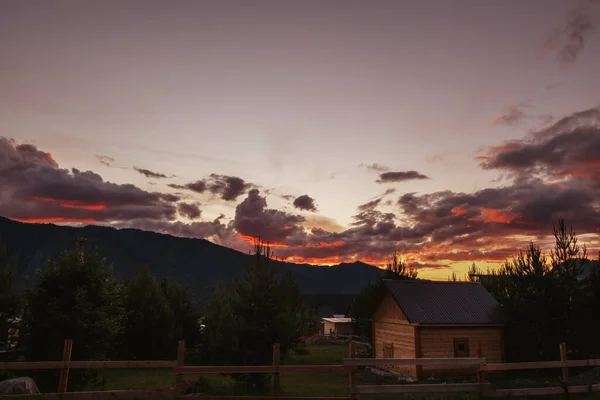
[0,217,382,301]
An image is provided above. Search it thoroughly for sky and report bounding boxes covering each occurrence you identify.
[1,0,600,279]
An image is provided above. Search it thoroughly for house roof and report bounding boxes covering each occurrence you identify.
[381,279,509,325]
[322,317,352,324]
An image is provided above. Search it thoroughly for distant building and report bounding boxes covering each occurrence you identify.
[371,280,508,380]
[322,317,353,337]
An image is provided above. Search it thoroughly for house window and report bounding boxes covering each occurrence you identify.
[453,338,469,357]
[383,343,394,358]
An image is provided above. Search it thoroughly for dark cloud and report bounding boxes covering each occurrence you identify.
[96,155,115,167]
[177,202,201,219]
[361,163,390,172]
[543,3,597,66]
[168,180,207,193]
[233,189,305,244]
[481,107,600,180]
[0,137,177,223]
[167,174,252,201]
[293,195,317,212]
[207,174,252,201]
[376,171,430,183]
[114,216,233,242]
[134,167,169,179]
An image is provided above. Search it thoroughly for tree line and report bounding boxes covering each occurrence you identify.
[0,239,314,392]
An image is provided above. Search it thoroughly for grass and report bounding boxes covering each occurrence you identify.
[88,344,600,399]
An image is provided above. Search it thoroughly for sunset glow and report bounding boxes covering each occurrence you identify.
[2,1,600,280]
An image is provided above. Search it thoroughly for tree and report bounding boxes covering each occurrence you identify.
[117,266,176,360]
[0,242,19,349]
[159,278,203,349]
[383,253,418,280]
[117,267,201,360]
[18,247,125,391]
[490,218,599,361]
[201,241,305,390]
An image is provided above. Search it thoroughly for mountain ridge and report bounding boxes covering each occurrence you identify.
[0,217,382,300]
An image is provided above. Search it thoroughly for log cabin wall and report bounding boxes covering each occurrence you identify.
[418,326,504,378]
[372,292,417,376]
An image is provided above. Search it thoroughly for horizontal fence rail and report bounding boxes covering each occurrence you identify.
[482,359,600,371]
[0,388,176,400]
[351,383,489,394]
[0,360,177,371]
[1,340,600,398]
[175,365,353,375]
[343,357,485,366]
[490,385,600,397]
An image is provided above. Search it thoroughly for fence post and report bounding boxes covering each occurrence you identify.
[560,342,568,381]
[348,341,356,399]
[57,339,73,393]
[476,341,486,399]
[272,343,280,397]
[175,340,185,398]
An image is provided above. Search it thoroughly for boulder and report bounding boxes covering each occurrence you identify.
[0,377,41,394]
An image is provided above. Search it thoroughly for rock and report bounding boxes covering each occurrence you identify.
[0,377,41,394]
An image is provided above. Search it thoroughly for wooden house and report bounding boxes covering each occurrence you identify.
[322,317,353,336]
[371,280,508,379]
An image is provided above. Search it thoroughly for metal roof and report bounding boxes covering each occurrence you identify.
[322,317,352,324]
[381,279,509,325]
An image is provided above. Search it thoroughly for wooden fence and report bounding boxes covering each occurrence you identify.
[1,340,599,399]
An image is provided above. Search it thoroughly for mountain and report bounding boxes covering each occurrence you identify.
[0,217,382,301]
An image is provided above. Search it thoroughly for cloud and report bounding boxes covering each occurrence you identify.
[177,202,201,219]
[5,104,600,271]
[233,189,306,244]
[96,155,115,167]
[0,137,177,224]
[206,174,253,201]
[491,100,551,127]
[543,2,598,66]
[95,154,127,170]
[168,181,207,193]
[229,106,600,267]
[134,167,170,179]
[167,174,253,201]
[293,195,317,212]
[492,104,527,126]
[480,107,600,181]
[361,163,390,172]
[376,171,430,183]
[113,216,233,242]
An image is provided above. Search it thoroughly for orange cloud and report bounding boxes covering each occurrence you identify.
[12,217,96,224]
[236,232,290,248]
[552,160,600,180]
[30,196,106,211]
[451,207,467,216]
[480,208,521,224]
[306,240,345,248]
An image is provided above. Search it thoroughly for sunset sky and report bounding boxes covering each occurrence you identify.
[1,0,600,279]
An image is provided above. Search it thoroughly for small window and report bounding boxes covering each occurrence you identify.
[454,338,469,357]
[383,343,394,358]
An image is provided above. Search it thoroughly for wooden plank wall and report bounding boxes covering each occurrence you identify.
[419,326,504,378]
[372,293,416,376]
